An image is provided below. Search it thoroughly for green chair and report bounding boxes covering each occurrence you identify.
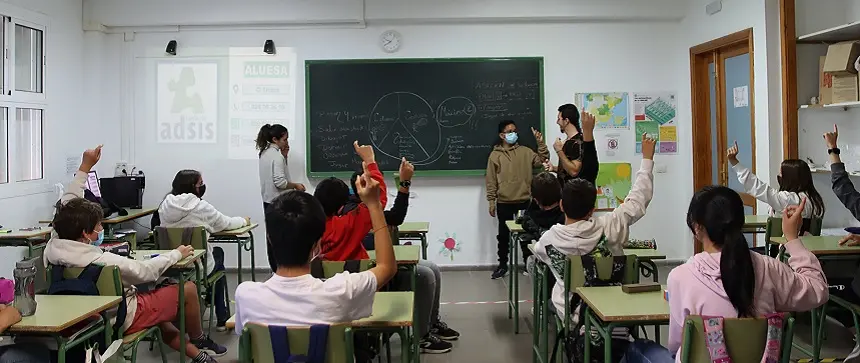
[680,315,795,363]
[153,226,226,334]
[48,265,169,363]
[239,323,354,363]
[310,260,374,279]
[764,216,822,261]
[547,254,638,362]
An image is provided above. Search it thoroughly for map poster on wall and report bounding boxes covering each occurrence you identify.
[595,162,632,210]
[156,63,218,143]
[633,93,677,154]
[576,92,629,129]
[227,47,297,159]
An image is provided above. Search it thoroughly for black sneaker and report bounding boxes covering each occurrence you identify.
[491,266,508,279]
[430,321,460,341]
[419,334,452,354]
[192,335,228,357]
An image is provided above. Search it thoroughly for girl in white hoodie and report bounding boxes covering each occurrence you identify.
[156,169,250,330]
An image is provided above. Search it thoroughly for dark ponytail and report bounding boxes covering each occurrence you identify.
[687,185,756,317]
[256,124,289,157]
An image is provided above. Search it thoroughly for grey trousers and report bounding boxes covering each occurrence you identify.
[0,343,50,363]
[395,260,441,337]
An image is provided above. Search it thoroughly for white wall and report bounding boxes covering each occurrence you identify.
[79,0,697,268]
[0,0,88,227]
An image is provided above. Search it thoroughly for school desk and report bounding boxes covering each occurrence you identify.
[577,286,669,363]
[769,235,860,362]
[9,294,122,363]
[226,291,418,363]
[132,249,205,363]
[397,222,430,260]
[0,227,54,292]
[743,214,770,232]
[623,248,667,283]
[209,223,259,283]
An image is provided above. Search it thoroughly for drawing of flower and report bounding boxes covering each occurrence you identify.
[438,232,461,261]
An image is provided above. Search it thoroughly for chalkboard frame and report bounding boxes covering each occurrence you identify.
[304,57,545,178]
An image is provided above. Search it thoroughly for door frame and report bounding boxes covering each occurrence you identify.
[689,28,756,252]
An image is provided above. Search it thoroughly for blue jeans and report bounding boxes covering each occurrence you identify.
[211,246,228,325]
[621,340,674,363]
[0,343,50,363]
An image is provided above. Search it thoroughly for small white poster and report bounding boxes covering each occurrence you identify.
[156,63,218,143]
[733,86,749,108]
[605,133,620,157]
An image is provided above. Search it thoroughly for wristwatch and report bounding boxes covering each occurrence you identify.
[400,180,412,188]
[828,147,841,155]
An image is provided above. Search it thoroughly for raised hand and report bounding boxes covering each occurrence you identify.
[531,127,543,143]
[824,124,839,149]
[581,111,596,132]
[781,198,807,241]
[727,141,739,165]
[356,162,381,205]
[80,145,103,172]
[399,157,414,181]
[641,133,657,160]
[353,141,376,163]
[542,160,556,172]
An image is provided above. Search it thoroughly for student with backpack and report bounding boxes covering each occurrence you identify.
[623,188,828,363]
[519,172,564,271]
[44,146,228,363]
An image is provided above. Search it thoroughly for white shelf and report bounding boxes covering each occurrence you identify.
[800,101,860,110]
[798,21,860,43]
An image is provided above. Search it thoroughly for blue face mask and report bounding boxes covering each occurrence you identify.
[92,230,104,247]
[505,132,519,144]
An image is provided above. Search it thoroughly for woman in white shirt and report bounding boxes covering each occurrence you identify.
[257,124,304,211]
[157,169,250,331]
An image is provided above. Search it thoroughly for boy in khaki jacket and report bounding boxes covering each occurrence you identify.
[485,120,548,279]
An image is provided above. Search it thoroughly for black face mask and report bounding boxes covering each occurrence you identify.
[195,184,206,198]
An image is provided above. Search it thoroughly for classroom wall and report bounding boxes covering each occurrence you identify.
[679,0,785,221]
[0,0,90,226]
[80,0,699,267]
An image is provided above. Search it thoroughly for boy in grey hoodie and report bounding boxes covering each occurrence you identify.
[43,146,226,363]
[534,133,656,324]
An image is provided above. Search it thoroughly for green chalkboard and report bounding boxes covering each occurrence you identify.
[305,57,545,177]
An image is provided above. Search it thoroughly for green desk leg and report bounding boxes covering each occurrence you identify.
[179,268,187,363]
[508,231,520,333]
[532,263,540,363]
[532,262,549,363]
[420,232,427,260]
[54,318,108,363]
[410,264,420,363]
[583,305,592,363]
[235,237,244,284]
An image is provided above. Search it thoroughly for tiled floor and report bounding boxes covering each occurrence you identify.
[129,266,857,363]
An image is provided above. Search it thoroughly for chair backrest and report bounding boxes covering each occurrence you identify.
[310,260,373,279]
[46,264,123,297]
[564,254,639,290]
[765,216,823,242]
[681,315,795,363]
[239,323,354,363]
[153,226,208,250]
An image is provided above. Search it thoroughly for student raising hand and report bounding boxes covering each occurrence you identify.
[356,162,381,205]
[80,145,103,172]
[782,197,807,241]
[353,141,376,164]
[641,133,656,160]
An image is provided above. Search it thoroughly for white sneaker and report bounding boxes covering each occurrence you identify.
[522,270,529,276]
[846,343,860,363]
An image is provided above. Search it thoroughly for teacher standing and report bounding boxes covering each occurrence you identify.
[257,124,305,211]
[545,104,599,186]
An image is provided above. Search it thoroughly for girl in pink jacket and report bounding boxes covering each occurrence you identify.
[624,186,828,362]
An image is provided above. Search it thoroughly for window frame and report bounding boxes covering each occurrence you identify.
[0,3,48,199]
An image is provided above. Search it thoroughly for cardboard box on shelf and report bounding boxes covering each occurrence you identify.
[821,56,833,105]
[830,73,859,103]
[824,41,860,74]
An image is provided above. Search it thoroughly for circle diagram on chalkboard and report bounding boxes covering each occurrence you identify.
[436,96,477,129]
[369,92,444,165]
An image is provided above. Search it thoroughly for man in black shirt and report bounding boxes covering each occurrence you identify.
[545,104,598,186]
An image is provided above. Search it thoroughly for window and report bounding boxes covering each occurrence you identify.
[14,24,42,93]
[15,108,41,181]
[0,108,6,184]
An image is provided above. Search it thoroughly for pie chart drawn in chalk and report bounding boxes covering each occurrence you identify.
[436,96,477,129]
[368,92,442,164]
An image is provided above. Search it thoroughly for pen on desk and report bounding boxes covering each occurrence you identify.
[143,253,160,259]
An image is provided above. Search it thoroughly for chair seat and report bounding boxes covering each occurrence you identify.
[206,270,225,285]
[829,295,860,312]
[123,329,151,344]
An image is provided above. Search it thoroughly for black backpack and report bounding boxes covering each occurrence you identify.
[48,264,127,341]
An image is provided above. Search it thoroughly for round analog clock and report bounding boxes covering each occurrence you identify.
[379,30,402,53]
